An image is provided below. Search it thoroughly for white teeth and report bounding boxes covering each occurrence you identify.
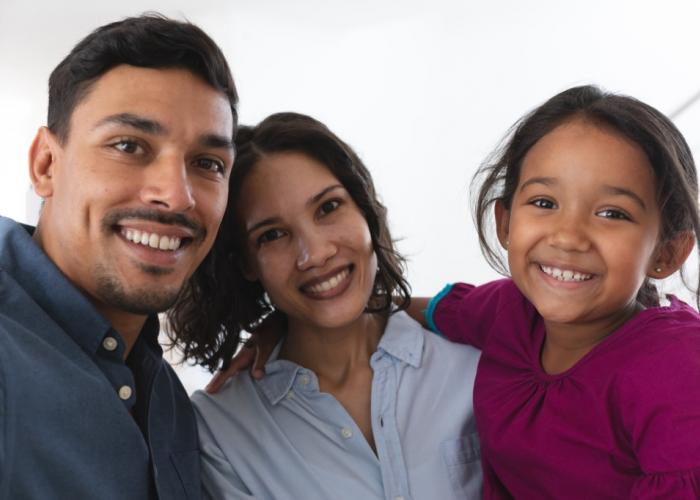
[306,268,350,294]
[541,265,592,282]
[120,228,183,252]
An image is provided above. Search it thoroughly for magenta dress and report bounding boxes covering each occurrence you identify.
[428,279,700,499]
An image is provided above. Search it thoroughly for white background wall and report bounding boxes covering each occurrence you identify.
[2,0,700,393]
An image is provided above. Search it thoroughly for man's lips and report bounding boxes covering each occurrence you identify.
[120,227,186,251]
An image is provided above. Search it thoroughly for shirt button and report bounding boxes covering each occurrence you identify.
[102,336,118,351]
[394,496,405,500]
[286,391,294,400]
[340,427,353,439]
[300,374,310,385]
[118,385,133,400]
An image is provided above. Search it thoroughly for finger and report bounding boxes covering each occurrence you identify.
[251,345,266,380]
[251,340,276,380]
[205,370,228,394]
[205,346,256,393]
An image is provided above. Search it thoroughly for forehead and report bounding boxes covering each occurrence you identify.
[67,65,234,140]
[237,152,339,216]
[520,119,656,197]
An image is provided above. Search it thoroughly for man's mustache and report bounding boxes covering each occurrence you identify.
[103,208,206,242]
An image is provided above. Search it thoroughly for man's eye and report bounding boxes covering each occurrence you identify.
[319,199,340,216]
[193,157,225,174]
[112,140,142,154]
[597,209,630,221]
[257,229,286,245]
[531,198,556,209]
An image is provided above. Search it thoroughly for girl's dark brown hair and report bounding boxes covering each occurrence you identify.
[473,85,700,308]
[167,112,411,372]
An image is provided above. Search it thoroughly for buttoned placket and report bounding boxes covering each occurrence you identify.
[96,330,137,410]
[371,352,412,500]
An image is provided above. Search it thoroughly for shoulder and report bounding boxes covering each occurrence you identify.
[612,304,700,421]
[192,373,264,434]
[389,310,481,377]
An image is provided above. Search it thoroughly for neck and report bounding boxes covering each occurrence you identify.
[542,301,643,374]
[279,312,386,384]
[33,219,146,359]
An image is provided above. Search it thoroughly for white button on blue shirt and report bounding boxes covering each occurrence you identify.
[193,311,483,500]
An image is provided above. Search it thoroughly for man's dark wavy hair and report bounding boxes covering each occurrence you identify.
[168,112,411,372]
[473,85,700,308]
[48,13,238,142]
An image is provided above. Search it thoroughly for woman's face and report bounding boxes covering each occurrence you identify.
[237,151,377,330]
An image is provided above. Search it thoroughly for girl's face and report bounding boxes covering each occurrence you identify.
[236,151,377,331]
[497,118,662,333]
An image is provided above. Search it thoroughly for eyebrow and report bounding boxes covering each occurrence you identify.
[308,184,344,207]
[518,176,557,192]
[94,113,166,135]
[602,185,647,210]
[94,112,234,150]
[245,183,346,235]
[519,176,647,210]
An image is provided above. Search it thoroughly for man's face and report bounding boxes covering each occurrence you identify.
[32,65,234,318]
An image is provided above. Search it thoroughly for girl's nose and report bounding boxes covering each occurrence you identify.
[295,229,337,270]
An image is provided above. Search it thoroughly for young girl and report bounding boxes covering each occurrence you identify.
[423,85,700,498]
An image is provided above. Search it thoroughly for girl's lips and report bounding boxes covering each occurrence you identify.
[300,265,354,299]
[536,263,598,290]
[538,264,593,282]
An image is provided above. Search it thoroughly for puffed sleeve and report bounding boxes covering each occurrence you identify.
[426,279,530,350]
[620,309,700,498]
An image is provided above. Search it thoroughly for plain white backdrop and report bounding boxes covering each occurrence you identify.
[2,0,700,392]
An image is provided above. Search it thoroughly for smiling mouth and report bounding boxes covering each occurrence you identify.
[539,264,593,282]
[120,227,188,252]
[301,266,353,297]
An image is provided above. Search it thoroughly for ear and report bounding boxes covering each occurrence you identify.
[494,200,511,250]
[29,127,61,199]
[648,231,695,279]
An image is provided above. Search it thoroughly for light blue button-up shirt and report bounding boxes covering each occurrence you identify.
[193,311,482,500]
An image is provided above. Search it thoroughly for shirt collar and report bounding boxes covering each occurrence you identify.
[0,216,150,356]
[256,310,424,405]
[375,310,424,368]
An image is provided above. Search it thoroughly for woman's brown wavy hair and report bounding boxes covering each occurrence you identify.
[167,112,411,372]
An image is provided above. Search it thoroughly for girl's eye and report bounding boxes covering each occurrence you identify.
[257,228,286,245]
[597,209,630,221]
[531,198,556,209]
[319,199,341,216]
[112,139,143,155]
[193,157,225,175]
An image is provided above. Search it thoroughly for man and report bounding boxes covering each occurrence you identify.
[0,15,237,499]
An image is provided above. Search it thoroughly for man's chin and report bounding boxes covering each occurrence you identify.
[96,274,183,315]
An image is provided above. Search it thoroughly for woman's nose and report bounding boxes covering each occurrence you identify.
[295,229,337,270]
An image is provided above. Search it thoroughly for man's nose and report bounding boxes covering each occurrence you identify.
[140,155,195,212]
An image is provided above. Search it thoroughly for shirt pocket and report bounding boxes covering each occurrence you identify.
[441,433,483,499]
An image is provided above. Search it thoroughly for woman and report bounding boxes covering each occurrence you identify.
[169,113,482,499]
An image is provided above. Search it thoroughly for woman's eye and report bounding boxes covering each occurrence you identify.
[597,209,630,221]
[531,198,556,209]
[319,199,341,216]
[257,229,286,245]
[194,157,225,174]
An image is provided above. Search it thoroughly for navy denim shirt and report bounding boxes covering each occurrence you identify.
[0,216,200,499]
